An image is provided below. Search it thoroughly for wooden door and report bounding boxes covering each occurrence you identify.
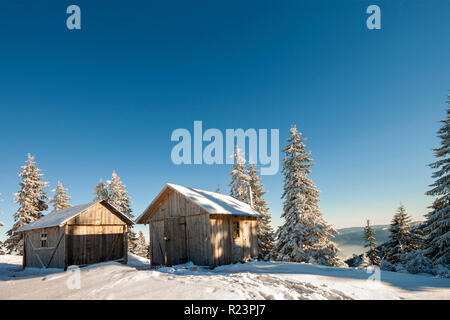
[164,217,187,266]
[150,220,165,265]
[67,225,124,266]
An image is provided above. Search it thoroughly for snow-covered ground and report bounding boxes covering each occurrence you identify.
[0,254,448,300]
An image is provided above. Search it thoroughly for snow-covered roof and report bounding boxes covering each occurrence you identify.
[16,200,134,233]
[136,183,261,223]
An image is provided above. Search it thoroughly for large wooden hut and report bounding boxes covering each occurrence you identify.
[136,183,260,267]
[17,200,134,269]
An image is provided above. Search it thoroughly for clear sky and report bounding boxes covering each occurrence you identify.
[0,1,449,241]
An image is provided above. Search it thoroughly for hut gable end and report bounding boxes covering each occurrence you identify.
[67,202,129,226]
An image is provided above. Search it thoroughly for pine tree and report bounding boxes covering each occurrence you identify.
[106,171,137,254]
[134,231,149,259]
[387,205,413,264]
[5,154,49,254]
[270,125,340,266]
[364,219,380,265]
[50,181,71,211]
[247,163,275,259]
[424,95,450,267]
[229,147,250,204]
[93,179,108,202]
[107,171,132,218]
[410,227,426,251]
[127,229,139,254]
[215,185,221,193]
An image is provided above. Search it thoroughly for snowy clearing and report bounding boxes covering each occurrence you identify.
[0,254,449,300]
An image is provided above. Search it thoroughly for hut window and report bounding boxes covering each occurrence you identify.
[40,232,48,248]
[233,221,240,239]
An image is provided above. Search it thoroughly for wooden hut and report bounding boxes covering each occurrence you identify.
[17,200,134,269]
[136,183,260,267]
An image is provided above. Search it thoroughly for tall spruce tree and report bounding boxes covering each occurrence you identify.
[106,171,138,253]
[364,219,380,265]
[50,181,71,211]
[229,147,250,204]
[425,95,450,267]
[387,205,413,264]
[247,163,275,259]
[134,231,149,259]
[5,154,49,254]
[270,126,340,266]
[93,179,108,202]
[107,171,132,218]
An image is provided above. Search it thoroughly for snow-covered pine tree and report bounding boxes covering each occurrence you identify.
[5,154,49,254]
[106,171,138,254]
[50,181,71,211]
[93,179,108,202]
[269,125,340,266]
[387,204,413,264]
[215,185,221,193]
[229,147,250,204]
[424,96,450,268]
[127,229,139,254]
[247,163,275,259]
[409,227,426,251]
[364,219,380,265]
[107,171,132,218]
[134,231,149,258]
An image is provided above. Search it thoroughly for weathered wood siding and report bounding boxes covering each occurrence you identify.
[165,217,187,265]
[67,202,127,226]
[64,202,128,266]
[66,225,125,266]
[210,215,232,266]
[144,188,258,267]
[150,220,164,265]
[147,189,212,266]
[24,227,65,268]
[185,214,212,266]
[230,216,258,263]
[241,218,258,261]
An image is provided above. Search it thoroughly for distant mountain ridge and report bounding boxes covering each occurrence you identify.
[334,221,424,259]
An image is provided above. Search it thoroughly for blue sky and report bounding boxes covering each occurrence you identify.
[0,1,449,241]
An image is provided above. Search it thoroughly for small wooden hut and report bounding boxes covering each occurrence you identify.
[136,183,260,267]
[17,200,134,269]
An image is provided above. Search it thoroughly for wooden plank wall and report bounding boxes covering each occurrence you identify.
[65,202,128,266]
[230,216,259,263]
[185,214,212,266]
[210,215,232,266]
[249,219,259,258]
[66,225,125,266]
[150,220,164,265]
[164,217,187,265]
[68,202,127,226]
[148,190,213,266]
[24,227,65,268]
[145,189,259,267]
